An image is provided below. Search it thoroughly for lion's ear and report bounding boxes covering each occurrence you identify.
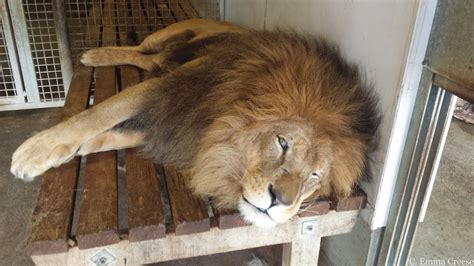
[329,138,365,198]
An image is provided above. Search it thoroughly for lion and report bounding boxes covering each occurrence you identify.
[11,19,380,227]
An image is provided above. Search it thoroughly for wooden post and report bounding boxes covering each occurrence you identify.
[282,218,322,266]
[282,238,321,266]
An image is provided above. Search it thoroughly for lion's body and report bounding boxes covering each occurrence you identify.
[12,19,380,226]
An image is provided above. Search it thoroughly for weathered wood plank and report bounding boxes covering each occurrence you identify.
[298,199,331,217]
[76,0,119,249]
[125,149,166,241]
[84,2,101,51]
[180,0,200,18]
[282,237,321,266]
[157,0,178,26]
[62,65,93,119]
[75,141,119,249]
[142,0,160,32]
[31,210,360,265]
[212,207,249,230]
[116,0,133,46]
[27,65,92,256]
[331,188,366,212]
[163,165,210,235]
[120,65,166,241]
[76,65,118,249]
[130,0,151,43]
[169,0,189,21]
[101,0,116,46]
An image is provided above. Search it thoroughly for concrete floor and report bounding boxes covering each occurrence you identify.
[410,119,473,263]
[0,109,472,265]
[0,108,62,265]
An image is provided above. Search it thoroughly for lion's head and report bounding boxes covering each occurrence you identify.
[186,31,380,226]
[191,116,370,226]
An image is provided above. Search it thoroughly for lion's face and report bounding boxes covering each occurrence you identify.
[192,119,339,226]
[228,120,334,226]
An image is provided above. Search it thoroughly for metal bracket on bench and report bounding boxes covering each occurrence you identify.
[90,249,116,266]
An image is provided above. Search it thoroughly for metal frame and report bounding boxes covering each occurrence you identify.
[0,0,25,105]
[1,0,73,111]
[1,0,220,111]
[378,69,457,265]
[7,0,41,105]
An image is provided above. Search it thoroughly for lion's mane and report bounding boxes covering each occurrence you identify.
[120,31,380,208]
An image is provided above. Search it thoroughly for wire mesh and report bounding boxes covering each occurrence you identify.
[64,0,220,60]
[23,0,65,102]
[0,22,19,99]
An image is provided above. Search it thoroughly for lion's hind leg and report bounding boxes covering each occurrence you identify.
[80,48,157,72]
[80,19,243,72]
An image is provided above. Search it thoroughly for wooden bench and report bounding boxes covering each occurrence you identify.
[26,1,366,265]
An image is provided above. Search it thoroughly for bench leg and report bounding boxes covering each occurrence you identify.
[282,236,321,266]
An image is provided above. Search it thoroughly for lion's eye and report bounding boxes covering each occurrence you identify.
[310,171,321,180]
[277,136,289,152]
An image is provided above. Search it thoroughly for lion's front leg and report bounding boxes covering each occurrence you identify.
[10,77,160,181]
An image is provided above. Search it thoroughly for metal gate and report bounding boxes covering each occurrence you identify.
[1,0,72,111]
[0,0,26,107]
[0,0,220,111]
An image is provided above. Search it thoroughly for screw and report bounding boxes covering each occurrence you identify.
[301,220,318,235]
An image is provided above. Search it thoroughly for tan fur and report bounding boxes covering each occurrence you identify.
[11,77,161,179]
[12,19,379,225]
[77,131,145,156]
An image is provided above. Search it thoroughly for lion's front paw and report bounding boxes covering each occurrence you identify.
[11,128,79,181]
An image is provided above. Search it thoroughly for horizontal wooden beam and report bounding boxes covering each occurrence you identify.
[31,210,359,265]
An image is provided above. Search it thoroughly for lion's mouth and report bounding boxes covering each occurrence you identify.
[242,196,268,214]
[239,196,277,227]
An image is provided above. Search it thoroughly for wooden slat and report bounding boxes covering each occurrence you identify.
[298,200,331,217]
[157,0,178,26]
[84,3,101,51]
[75,139,119,249]
[142,0,160,32]
[169,0,189,21]
[76,0,119,249]
[101,0,116,47]
[27,65,92,256]
[119,63,166,241]
[76,66,118,249]
[116,5,166,242]
[125,149,166,241]
[180,0,200,18]
[163,165,210,235]
[130,0,151,42]
[331,188,366,212]
[116,0,132,45]
[212,208,249,230]
[62,65,93,119]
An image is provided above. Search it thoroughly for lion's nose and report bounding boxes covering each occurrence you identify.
[268,184,291,206]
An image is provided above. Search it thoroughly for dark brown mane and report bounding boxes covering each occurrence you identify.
[116,30,380,199]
